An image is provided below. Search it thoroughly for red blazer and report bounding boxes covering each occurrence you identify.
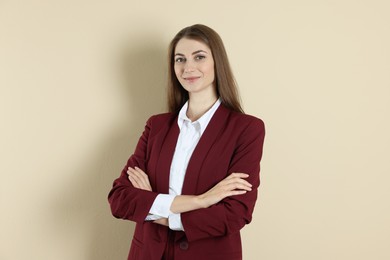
[108,104,265,260]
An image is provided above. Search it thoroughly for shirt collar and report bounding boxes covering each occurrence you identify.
[177,98,221,135]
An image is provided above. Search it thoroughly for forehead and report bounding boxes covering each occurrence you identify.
[175,38,212,54]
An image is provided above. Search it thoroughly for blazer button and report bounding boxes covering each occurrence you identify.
[179,241,189,250]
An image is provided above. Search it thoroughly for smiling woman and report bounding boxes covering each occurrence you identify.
[108,24,266,260]
[167,24,244,115]
[173,38,216,119]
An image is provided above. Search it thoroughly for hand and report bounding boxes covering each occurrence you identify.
[127,166,152,191]
[153,218,169,226]
[198,173,252,208]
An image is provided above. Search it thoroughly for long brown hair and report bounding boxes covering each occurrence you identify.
[167,24,244,113]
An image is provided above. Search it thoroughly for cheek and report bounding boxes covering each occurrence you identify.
[205,65,215,79]
[202,60,215,77]
[174,65,182,79]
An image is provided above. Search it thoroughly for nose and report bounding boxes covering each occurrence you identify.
[183,60,195,73]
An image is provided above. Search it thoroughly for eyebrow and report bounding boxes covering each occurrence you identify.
[174,50,208,56]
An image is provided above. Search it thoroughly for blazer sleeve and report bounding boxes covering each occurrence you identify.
[108,116,159,223]
[181,117,265,242]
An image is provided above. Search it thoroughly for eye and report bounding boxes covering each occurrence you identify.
[175,57,185,63]
[195,55,206,60]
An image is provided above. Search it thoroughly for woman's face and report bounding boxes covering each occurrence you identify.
[174,38,215,97]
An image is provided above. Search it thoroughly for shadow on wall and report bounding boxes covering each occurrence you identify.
[49,36,167,259]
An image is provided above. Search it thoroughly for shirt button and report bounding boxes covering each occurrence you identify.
[179,241,189,250]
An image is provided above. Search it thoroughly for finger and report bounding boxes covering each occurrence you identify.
[217,182,251,193]
[226,173,249,180]
[128,166,145,174]
[128,167,152,191]
[231,172,249,178]
[132,167,151,189]
[128,167,146,183]
[130,167,148,182]
[228,176,252,186]
[220,177,252,188]
[127,167,138,179]
[128,168,146,188]
[227,190,248,196]
[128,173,140,188]
[127,167,137,175]
[134,167,150,186]
[224,182,252,192]
[129,172,150,190]
[134,166,146,175]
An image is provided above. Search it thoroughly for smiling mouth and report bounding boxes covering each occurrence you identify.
[184,77,200,83]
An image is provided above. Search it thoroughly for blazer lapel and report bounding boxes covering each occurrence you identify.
[181,105,231,195]
[153,115,180,194]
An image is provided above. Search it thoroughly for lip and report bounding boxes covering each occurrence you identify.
[184,76,200,83]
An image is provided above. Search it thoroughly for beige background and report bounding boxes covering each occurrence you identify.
[1,0,389,259]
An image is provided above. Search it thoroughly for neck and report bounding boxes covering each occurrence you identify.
[187,91,218,122]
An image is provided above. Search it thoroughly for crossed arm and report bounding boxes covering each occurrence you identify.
[127,166,252,227]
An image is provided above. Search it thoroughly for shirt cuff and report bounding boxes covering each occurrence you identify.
[169,213,184,231]
[145,214,163,221]
[148,194,175,218]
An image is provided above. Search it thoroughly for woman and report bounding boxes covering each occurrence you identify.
[108,24,265,260]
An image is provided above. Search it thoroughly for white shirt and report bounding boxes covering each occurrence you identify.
[146,99,221,230]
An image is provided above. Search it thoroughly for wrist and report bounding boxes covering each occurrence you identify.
[171,195,206,214]
[195,194,208,209]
